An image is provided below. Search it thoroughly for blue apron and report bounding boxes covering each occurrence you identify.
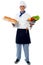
[16,29,31,44]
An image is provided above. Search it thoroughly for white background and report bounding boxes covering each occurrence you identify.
[0,0,43,65]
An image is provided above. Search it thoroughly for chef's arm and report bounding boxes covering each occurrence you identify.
[26,22,34,30]
[27,17,35,29]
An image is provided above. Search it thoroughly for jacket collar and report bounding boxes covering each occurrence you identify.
[19,11,25,17]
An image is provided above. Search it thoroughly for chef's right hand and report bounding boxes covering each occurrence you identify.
[12,23,15,27]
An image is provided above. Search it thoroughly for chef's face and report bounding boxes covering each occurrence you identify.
[20,6,25,12]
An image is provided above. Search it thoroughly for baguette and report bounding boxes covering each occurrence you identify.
[3,16,18,24]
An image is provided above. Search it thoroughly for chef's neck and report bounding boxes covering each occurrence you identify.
[20,10,25,13]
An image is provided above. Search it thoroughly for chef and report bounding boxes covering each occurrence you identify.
[12,1,31,65]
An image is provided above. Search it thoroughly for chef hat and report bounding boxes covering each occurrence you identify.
[19,1,26,7]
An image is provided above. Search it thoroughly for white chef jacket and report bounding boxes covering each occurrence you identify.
[15,12,31,29]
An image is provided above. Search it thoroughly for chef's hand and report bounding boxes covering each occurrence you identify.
[30,23,34,27]
[12,23,15,27]
[30,23,34,29]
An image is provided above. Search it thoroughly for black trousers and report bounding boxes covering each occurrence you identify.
[16,29,31,44]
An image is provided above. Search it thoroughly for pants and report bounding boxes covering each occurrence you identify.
[16,44,29,61]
